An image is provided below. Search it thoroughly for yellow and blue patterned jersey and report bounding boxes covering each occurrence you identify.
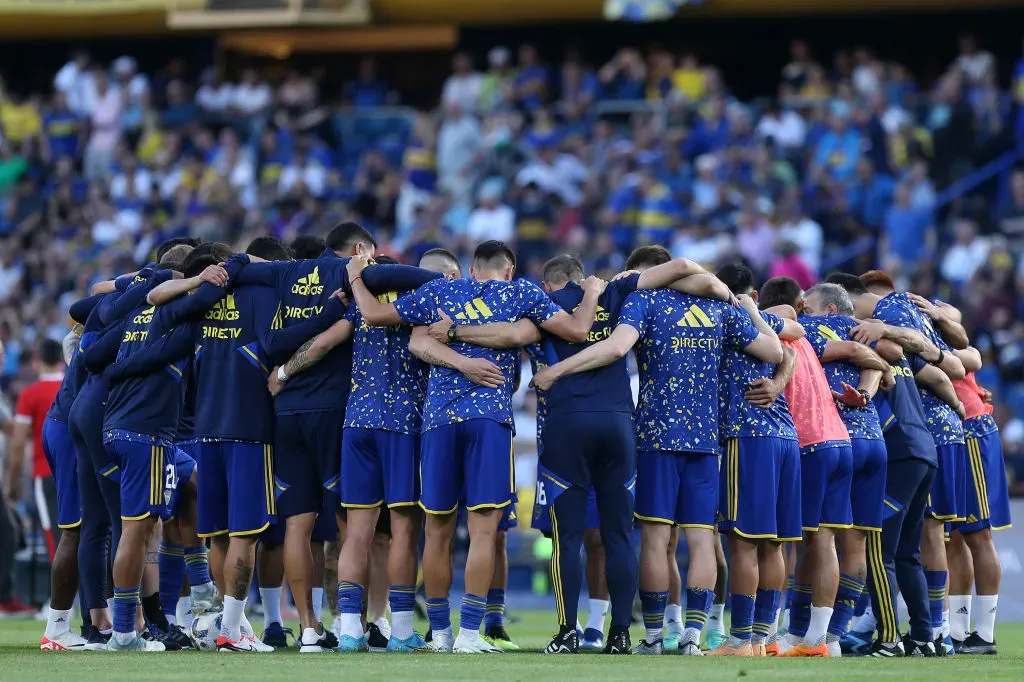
[394,277,562,431]
[873,292,964,446]
[801,313,883,441]
[524,342,549,445]
[344,292,430,435]
[718,310,798,442]
[620,289,759,454]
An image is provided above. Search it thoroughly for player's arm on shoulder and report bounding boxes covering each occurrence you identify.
[909,293,970,350]
[953,346,982,373]
[851,321,965,376]
[349,272,403,326]
[820,340,890,372]
[763,304,797,321]
[105,324,194,382]
[914,363,965,419]
[538,276,605,343]
[745,345,797,407]
[736,296,783,364]
[856,368,884,401]
[82,320,127,373]
[407,326,504,389]
[636,257,706,290]
[664,272,732,303]
[532,323,639,391]
[438,316,541,350]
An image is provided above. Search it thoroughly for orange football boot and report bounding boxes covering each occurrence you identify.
[779,641,829,657]
[709,640,754,656]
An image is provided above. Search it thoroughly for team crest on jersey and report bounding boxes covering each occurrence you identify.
[291,267,324,295]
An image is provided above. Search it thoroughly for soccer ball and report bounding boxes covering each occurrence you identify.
[189,612,222,651]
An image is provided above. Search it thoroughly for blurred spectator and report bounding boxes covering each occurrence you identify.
[882,182,934,275]
[1000,169,1024,249]
[41,92,81,163]
[954,34,995,84]
[83,69,122,182]
[231,69,272,118]
[436,101,482,207]
[53,50,93,116]
[442,52,482,113]
[480,47,514,112]
[812,104,862,181]
[599,49,647,101]
[756,100,807,151]
[466,180,515,244]
[514,44,549,110]
[777,203,823,274]
[769,240,816,291]
[672,54,705,102]
[344,58,390,109]
[941,218,989,286]
[196,69,233,116]
[0,92,40,148]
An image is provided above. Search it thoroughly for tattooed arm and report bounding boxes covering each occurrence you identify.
[268,318,354,396]
[408,326,505,388]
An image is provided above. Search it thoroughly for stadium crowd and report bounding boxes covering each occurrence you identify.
[2,35,1024,492]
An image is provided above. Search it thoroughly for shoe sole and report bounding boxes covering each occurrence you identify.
[299,646,329,653]
[960,647,997,655]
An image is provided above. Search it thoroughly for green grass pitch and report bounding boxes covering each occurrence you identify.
[2,612,1023,681]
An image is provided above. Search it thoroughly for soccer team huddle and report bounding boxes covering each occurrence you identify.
[33,220,1010,658]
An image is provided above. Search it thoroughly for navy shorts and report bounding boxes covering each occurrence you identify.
[957,432,1012,533]
[274,410,344,518]
[851,438,887,531]
[635,450,718,529]
[196,440,276,537]
[533,484,601,536]
[719,437,802,541]
[800,441,853,531]
[103,430,194,521]
[499,503,519,531]
[340,428,419,508]
[419,420,513,514]
[927,442,966,521]
[41,418,81,529]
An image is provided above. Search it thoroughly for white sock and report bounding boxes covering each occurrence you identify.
[114,630,136,645]
[456,626,478,642]
[260,587,282,628]
[392,610,413,640]
[645,626,662,642]
[975,595,998,642]
[176,597,192,629]
[767,608,780,642]
[586,598,610,633]
[681,627,701,645]
[949,594,971,640]
[780,608,791,633]
[941,608,950,638]
[44,608,72,638]
[340,613,363,639]
[708,603,725,633]
[311,587,324,622]
[805,606,834,646]
[240,611,255,637]
[858,605,877,632]
[664,603,683,635]
[300,627,321,645]
[221,596,246,640]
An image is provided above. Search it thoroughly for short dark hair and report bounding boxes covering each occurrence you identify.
[716,263,755,295]
[37,339,63,367]
[758,276,803,309]
[373,254,399,266]
[325,222,376,252]
[181,242,233,274]
[420,248,461,274]
[290,235,326,260]
[158,244,194,272]
[825,272,869,296]
[860,269,896,294]
[473,240,516,270]
[246,236,293,262]
[542,255,585,285]
[156,237,202,261]
[183,254,221,279]
[625,245,671,271]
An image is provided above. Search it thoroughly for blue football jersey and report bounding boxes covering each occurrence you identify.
[718,310,798,442]
[524,342,551,444]
[541,275,639,418]
[619,290,759,454]
[345,289,430,435]
[873,292,964,445]
[801,313,883,441]
[394,277,562,431]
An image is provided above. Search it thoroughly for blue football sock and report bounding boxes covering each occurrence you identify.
[829,573,866,637]
[485,588,505,630]
[730,593,756,641]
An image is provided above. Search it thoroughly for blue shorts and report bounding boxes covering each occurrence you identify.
[719,437,802,541]
[499,504,519,531]
[800,441,853,531]
[957,433,1013,533]
[340,428,419,509]
[635,450,718,529]
[532,483,600,535]
[927,442,966,521]
[176,439,200,462]
[41,418,81,529]
[419,420,513,515]
[104,431,191,521]
[851,438,887,531]
[196,440,276,537]
[274,410,344,518]
[164,450,196,523]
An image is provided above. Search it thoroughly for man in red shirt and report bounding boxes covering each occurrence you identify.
[4,340,69,621]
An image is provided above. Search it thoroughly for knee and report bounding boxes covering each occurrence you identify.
[583,529,604,555]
